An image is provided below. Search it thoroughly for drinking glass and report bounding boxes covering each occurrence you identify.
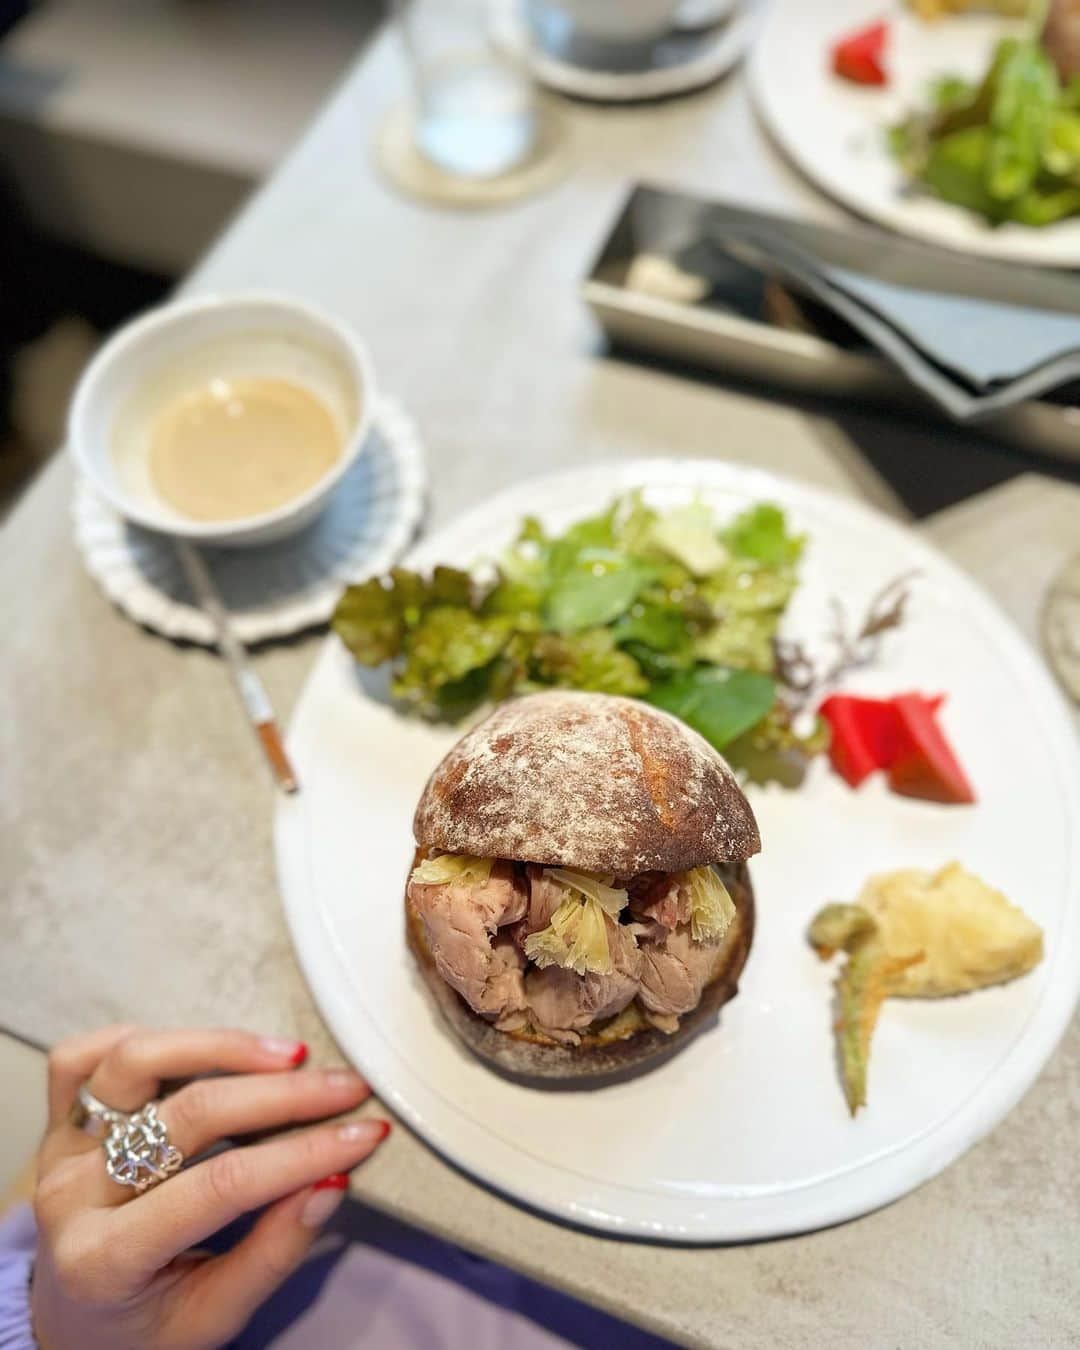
[392,0,539,180]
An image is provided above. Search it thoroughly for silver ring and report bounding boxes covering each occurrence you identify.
[104,1102,184,1194]
[70,1083,129,1139]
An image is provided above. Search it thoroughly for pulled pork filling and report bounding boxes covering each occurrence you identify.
[407,856,738,1045]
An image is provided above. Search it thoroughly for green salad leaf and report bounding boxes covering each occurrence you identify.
[646,666,778,750]
[891,35,1080,228]
[723,503,804,566]
[648,501,731,576]
[527,629,649,698]
[331,492,825,781]
[545,552,654,632]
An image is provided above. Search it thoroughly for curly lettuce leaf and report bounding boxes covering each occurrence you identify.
[527,629,648,697]
[723,503,804,566]
[695,552,799,673]
[693,610,780,674]
[425,661,503,722]
[391,608,514,717]
[613,601,696,656]
[686,867,736,944]
[648,501,730,576]
[703,560,799,617]
[332,567,476,666]
[646,666,777,750]
[499,515,550,589]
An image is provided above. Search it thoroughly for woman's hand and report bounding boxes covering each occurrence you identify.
[30,1025,390,1350]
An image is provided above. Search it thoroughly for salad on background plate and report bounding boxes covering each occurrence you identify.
[752,0,1080,263]
[831,0,1080,226]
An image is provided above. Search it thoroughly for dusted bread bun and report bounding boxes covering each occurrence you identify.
[413,691,761,875]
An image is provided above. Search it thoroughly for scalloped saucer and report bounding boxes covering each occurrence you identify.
[490,0,758,102]
[73,396,427,646]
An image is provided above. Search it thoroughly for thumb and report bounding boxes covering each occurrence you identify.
[176,1176,349,1345]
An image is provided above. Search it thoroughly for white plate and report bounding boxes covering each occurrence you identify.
[750,0,1080,267]
[73,397,426,645]
[491,0,760,103]
[275,459,1080,1242]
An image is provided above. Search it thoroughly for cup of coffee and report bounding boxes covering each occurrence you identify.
[547,0,686,45]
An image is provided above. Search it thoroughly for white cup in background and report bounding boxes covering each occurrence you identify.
[546,0,686,44]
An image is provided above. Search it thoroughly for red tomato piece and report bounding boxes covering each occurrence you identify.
[831,21,889,86]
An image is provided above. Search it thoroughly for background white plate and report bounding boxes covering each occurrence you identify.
[276,459,1080,1242]
[73,397,426,645]
[750,0,1080,267]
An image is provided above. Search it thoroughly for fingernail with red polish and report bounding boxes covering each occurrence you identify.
[259,1036,307,1064]
[314,1173,349,1192]
[338,1119,392,1146]
[301,1178,347,1229]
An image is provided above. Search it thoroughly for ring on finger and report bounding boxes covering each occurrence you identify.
[105,1102,184,1194]
[70,1083,130,1138]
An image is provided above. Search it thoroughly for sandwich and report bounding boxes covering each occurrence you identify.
[404,690,759,1084]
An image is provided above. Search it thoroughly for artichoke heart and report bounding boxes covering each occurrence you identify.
[545,869,628,917]
[410,854,494,887]
[686,867,737,944]
[523,869,629,976]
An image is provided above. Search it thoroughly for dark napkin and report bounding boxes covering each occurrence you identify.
[691,205,1080,421]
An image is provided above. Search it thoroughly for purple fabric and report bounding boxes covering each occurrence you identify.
[228,1201,675,1350]
[0,1200,674,1350]
[0,1206,36,1350]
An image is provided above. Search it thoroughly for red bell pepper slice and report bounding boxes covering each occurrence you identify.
[887,693,976,805]
[819,695,896,787]
[819,692,960,799]
[831,21,889,87]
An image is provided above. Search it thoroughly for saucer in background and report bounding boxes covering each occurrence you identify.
[490,0,758,102]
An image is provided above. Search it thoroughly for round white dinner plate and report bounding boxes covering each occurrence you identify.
[750,0,1080,267]
[275,459,1080,1242]
[73,397,426,645]
[491,0,760,103]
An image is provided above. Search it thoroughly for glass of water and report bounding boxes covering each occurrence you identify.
[392,0,539,180]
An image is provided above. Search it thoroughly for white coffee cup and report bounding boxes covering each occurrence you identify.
[548,0,686,45]
[69,293,374,548]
